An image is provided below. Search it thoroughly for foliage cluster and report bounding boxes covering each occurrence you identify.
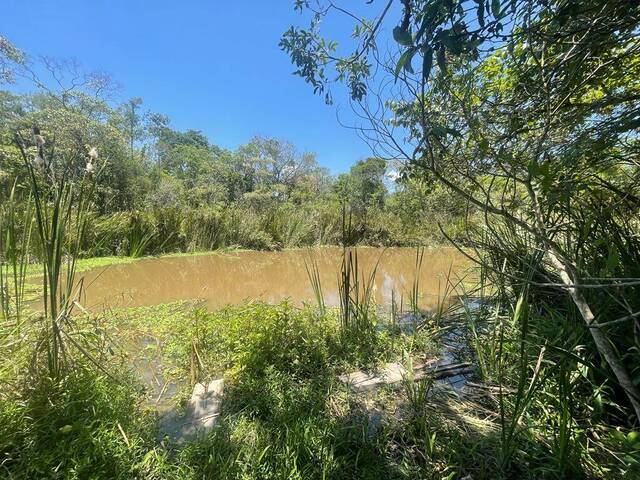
[0,86,470,256]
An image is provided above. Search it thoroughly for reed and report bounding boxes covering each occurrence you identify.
[337,248,379,343]
[127,228,156,258]
[401,353,434,415]
[390,289,400,329]
[0,183,32,329]
[304,252,325,316]
[408,246,424,323]
[15,129,102,379]
[497,288,547,469]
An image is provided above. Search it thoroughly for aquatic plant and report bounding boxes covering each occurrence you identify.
[337,248,379,350]
[304,252,326,316]
[407,246,424,323]
[401,353,434,416]
[15,128,104,379]
[0,182,32,328]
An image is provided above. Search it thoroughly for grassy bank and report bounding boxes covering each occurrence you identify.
[1,153,637,478]
[2,297,638,479]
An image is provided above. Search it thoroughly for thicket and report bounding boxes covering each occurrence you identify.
[0,80,470,258]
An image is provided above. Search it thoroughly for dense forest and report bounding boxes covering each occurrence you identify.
[2,0,640,479]
[0,85,467,256]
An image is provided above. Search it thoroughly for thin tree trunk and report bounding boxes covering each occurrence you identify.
[527,180,640,422]
[547,251,640,422]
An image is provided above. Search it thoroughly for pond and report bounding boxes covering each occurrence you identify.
[75,246,472,312]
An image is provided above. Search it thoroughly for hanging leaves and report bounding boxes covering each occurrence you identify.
[393,26,413,47]
[477,0,486,28]
[436,47,447,74]
[491,0,502,18]
[394,47,416,79]
[422,47,433,82]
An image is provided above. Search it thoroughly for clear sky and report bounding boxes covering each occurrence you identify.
[2,1,387,173]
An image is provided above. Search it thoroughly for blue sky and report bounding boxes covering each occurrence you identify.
[2,1,395,173]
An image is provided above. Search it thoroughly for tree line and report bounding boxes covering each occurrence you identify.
[0,53,469,255]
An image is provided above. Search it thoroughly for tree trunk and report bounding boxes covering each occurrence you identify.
[527,181,640,422]
[547,250,640,422]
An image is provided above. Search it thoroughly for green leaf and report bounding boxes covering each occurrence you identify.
[606,245,619,272]
[439,30,455,50]
[477,1,485,28]
[422,47,433,82]
[393,26,413,47]
[404,59,414,74]
[513,291,528,324]
[436,47,447,74]
[395,48,416,79]
[416,16,430,42]
[491,0,501,18]
[466,38,483,52]
[538,163,550,179]
[432,125,447,137]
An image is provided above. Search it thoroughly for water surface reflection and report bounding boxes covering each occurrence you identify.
[77,247,471,311]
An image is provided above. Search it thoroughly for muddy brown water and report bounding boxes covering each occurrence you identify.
[75,247,471,312]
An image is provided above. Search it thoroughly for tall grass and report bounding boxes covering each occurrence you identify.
[495,288,549,469]
[408,246,424,321]
[401,354,434,415]
[390,289,402,329]
[0,183,32,328]
[451,219,640,477]
[127,228,157,258]
[337,248,379,342]
[304,253,325,316]
[16,131,101,379]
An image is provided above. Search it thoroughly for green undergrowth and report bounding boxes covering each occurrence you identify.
[111,301,436,385]
[2,301,638,479]
[0,363,158,479]
[0,301,447,479]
